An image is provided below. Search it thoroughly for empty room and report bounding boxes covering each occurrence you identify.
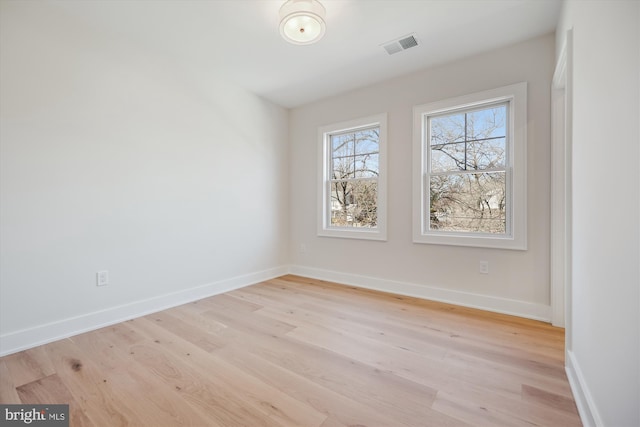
[0,0,638,426]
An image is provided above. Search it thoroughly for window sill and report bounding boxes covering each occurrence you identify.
[318,227,387,241]
[413,232,526,250]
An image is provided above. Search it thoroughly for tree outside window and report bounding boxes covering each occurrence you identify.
[413,82,527,250]
[319,113,387,241]
[330,127,379,228]
[428,104,507,234]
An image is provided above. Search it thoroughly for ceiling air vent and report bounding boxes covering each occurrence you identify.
[381,34,419,55]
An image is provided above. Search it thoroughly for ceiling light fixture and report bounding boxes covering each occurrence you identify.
[279,0,326,45]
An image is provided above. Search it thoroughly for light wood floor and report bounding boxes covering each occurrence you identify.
[0,275,581,426]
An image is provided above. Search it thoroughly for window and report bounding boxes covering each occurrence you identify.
[413,83,527,249]
[318,113,387,240]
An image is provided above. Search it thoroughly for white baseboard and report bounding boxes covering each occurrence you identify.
[289,265,552,322]
[0,266,288,357]
[566,350,601,427]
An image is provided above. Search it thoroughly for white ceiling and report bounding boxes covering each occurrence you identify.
[53,0,562,108]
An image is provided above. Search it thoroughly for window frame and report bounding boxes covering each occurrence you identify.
[318,113,387,241]
[412,83,527,250]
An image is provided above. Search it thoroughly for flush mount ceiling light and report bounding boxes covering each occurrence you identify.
[279,0,326,45]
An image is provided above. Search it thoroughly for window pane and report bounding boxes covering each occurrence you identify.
[331,134,354,179]
[431,141,465,172]
[429,172,506,234]
[331,128,380,179]
[354,129,379,177]
[430,114,465,146]
[354,129,379,155]
[467,137,505,170]
[430,112,468,172]
[330,180,378,228]
[332,157,353,179]
[430,105,507,173]
[354,153,379,178]
[466,106,506,141]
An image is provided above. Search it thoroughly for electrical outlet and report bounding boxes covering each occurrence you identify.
[97,270,109,286]
[300,243,307,254]
[479,261,489,274]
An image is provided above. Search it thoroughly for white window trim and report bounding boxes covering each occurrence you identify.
[412,83,527,250]
[318,113,387,241]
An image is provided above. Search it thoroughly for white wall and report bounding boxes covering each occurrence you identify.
[289,34,555,319]
[0,1,289,354]
[557,1,640,426]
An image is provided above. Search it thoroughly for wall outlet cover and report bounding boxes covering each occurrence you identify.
[97,270,109,286]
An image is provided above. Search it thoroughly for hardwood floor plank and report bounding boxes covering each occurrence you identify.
[16,374,95,427]
[145,311,223,352]
[433,391,539,427]
[0,361,21,403]
[163,304,228,336]
[3,346,56,387]
[285,321,524,399]
[99,322,147,347]
[270,276,565,358]
[521,384,580,415]
[68,324,221,427]
[257,304,450,361]
[201,306,297,339]
[17,374,75,404]
[128,317,327,427]
[228,326,440,415]
[217,344,469,427]
[443,348,573,398]
[0,275,582,427]
[190,293,264,314]
[298,299,566,381]
[44,338,149,427]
